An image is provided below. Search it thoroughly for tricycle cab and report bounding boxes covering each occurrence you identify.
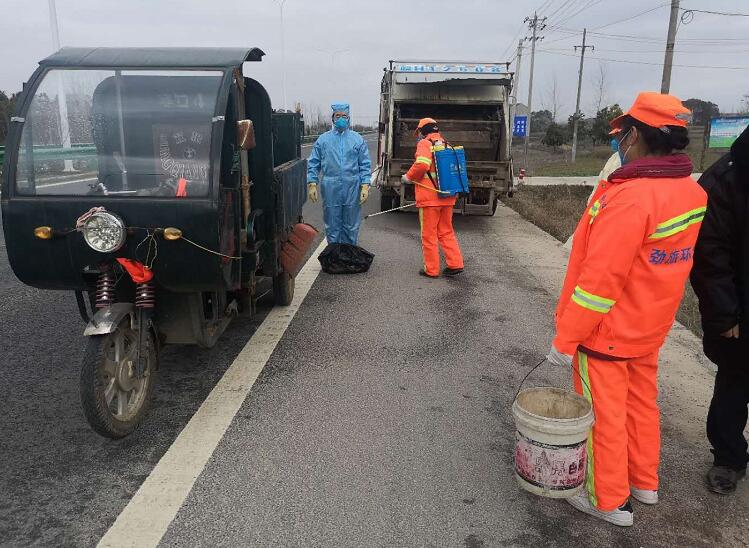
[0,47,310,438]
[2,47,307,328]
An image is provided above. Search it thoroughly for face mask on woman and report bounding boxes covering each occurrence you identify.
[615,128,634,165]
[334,117,349,131]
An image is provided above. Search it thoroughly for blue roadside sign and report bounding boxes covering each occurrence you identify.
[513,116,528,138]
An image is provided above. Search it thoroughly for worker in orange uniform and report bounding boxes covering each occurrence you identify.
[402,118,464,278]
[547,93,707,526]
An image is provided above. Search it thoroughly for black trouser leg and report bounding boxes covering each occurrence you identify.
[707,368,749,470]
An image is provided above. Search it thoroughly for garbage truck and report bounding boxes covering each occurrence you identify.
[376,60,514,216]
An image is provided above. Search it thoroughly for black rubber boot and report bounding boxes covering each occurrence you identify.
[707,465,746,494]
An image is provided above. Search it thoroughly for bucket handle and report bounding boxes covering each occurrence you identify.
[514,357,595,407]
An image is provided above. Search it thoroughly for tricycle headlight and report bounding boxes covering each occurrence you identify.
[82,212,126,253]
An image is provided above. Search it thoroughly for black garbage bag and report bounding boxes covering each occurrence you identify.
[318,243,374,274]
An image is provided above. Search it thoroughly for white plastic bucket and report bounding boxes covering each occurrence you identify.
[512,386,594,498]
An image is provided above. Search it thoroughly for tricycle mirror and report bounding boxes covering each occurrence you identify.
[237,120,256,150]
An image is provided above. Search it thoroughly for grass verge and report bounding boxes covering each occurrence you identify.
[512,127,724,178]
[500,185,703,338]
[501,185,592,242]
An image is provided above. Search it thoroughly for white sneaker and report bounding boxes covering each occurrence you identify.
[566,492,634,527]
[630,486,658,505]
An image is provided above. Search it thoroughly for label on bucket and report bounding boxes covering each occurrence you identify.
[515,431,586,491]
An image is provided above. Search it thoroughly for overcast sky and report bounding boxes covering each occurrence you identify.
[1,0,747,125]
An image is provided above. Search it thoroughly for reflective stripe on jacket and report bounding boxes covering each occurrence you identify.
[554,157,707,357]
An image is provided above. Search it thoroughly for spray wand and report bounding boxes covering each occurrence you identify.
[363,202,417,219]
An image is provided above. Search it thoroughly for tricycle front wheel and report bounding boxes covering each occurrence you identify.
[79,321,157,438]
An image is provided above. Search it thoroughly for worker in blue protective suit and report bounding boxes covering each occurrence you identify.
[307,103,372,245]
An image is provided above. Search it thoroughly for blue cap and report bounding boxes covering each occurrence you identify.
[331,103,350,117]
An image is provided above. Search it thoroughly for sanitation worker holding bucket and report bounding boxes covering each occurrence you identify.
[547,92,707,526]
[402,118,464,278]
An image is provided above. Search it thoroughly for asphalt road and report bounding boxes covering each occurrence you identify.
[1,132,743,547]
[0,135,373,547]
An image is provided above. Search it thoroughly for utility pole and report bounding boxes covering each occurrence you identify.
[523,12,546,171]
[661,0,680,93]
[278,0,288,111]
[509,39,523,148]
[571,28,594,163]
[48,0,74,171]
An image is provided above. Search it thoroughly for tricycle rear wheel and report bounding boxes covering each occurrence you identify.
[80,321,157,438]
[273,271,295,306]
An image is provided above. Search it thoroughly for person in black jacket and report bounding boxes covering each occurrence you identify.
[691,124,749,495]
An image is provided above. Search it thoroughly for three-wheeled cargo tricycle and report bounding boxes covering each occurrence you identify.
[1,47,313,438]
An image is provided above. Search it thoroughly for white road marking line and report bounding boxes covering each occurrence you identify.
[0,177,97,197]
[41,177,98,188]
[97,240,326,548]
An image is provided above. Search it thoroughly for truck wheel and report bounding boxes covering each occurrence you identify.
[80,321,157,439]
[380,193,394,212]
[273,271,295,306]
[492,197,499,215]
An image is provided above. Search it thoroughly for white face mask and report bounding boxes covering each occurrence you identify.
[618,128,634,165]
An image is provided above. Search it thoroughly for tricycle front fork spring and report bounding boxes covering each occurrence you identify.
[135,281,156,309]
[95,271,116,309]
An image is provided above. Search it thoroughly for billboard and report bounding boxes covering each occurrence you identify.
[709,117,749,148]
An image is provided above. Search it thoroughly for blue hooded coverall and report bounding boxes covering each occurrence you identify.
[307,103,372,245]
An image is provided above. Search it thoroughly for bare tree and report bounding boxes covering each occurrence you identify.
[592,62,609,114]
[741,94,749,114]
[302,103,328,134]
[543,72,564,122]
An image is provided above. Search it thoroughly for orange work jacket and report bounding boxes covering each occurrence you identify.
[405,132,457,208]
[554,155,707,358]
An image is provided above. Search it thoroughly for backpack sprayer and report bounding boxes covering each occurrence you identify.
[364,142,470,220]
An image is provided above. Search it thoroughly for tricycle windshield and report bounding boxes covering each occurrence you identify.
[15,69,224,198]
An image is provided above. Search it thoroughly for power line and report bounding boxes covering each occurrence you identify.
[546,0,587,28]
[501,0,558,62]
[500,24,527,60]
[548,0,604,31]
[557,30,749,45]
[537,49,749,70]
[545,0,578,23]
[535,0,557,16]
[542,32,582,46]
[590,2,671,31]
[590,30,749,42]
[546,26,749,44]
[682,8,749,17]
[543,46,749,54]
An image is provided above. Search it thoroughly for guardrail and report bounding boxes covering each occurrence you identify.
[1,144,98,168]
[302,130,378,144]
[0,134,378,167]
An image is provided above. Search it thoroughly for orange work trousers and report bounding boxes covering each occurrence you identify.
[573,350,660,511]
[418,205,464,276]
